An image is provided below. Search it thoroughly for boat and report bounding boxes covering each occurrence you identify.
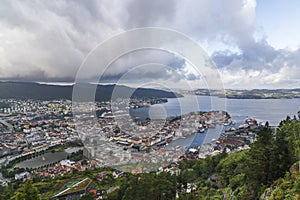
[198,127,205,133]
[226,127,236,132]
[238,124,249,129]
[223,122,229,126]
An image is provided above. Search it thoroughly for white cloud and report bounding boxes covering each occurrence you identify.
[0,0,299,88]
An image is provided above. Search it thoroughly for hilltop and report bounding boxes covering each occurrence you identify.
[0,82,181,101]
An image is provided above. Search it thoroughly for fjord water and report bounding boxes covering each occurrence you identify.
[130,95,300,147]
[131,95,300,126]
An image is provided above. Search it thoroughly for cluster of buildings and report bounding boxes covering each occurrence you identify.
[12,158,97,183]
[185,119,257,160]
[35,159,83,178]
[81,108,234,170]
[128,98,168,109]
[0,98,259,178]
[0,99,80,167]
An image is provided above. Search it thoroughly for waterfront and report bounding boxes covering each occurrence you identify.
[130,95,300,148]
[130,95,300,126]
[1,95,300,171]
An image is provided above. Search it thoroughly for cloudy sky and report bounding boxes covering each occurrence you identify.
[0,0,299,89]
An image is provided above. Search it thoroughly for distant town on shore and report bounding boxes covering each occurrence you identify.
[184,88,300,99]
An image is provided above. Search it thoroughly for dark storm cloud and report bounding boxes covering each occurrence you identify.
[125,0,177,28]
[98,49,192,82]
[0,0,299,88]
[212,39,282,71]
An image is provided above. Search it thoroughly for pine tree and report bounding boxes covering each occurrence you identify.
[270,129,292,181]
[244,126,274,197]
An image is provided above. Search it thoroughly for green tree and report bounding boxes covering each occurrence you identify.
[0,185,14,199]
[178,192,196,200]
[122,172,177,200]
[278,118,300,171]
[216,150,246,186]
[10,180,41,200]
[80,192,95,200]
[270,127,292,181]
[244,126,274,196]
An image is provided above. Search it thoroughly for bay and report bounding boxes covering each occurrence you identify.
[130,95,300,126]
[130,95,300,147]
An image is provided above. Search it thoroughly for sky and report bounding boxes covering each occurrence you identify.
[0,0,299,89]
[255,0,300,50]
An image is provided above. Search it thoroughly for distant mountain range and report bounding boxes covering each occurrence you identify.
[2,82,299,101]
[0,82,181,101]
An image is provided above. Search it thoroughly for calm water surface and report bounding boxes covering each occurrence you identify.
[130,95,300,147]
[15,151,69,169]
[131,95,300,126]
